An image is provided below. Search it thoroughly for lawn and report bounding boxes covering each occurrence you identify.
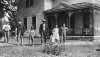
[0,43,99,57]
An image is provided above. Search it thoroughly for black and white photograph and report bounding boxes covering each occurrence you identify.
[0,0,100,57]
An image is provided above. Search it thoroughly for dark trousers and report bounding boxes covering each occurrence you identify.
[61,32,66,43]
[17,30,23,44]
[41,32,47,44]
[29,34,34,45]
[4,31,9,43]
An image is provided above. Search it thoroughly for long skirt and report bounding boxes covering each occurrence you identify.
[51,33,59,43]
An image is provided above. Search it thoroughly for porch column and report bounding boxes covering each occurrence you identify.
[64,12,68,27]
[27,16,32,30]
[54,13,58,25]
[36,12,44,36]
[68,11,73,28]
[89,8,94,36]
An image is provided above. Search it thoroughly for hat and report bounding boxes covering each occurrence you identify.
[42,19,46,22]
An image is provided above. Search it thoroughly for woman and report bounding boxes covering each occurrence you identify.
[51,25,60,43]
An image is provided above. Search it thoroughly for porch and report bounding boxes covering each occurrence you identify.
[43,2,100,40]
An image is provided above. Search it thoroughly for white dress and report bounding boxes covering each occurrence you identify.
[2,24,11,31]
[51,27,59,42]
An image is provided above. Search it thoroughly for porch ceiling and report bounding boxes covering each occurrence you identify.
[44,2,100,13]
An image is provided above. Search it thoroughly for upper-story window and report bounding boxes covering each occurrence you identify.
[26,0,34,8]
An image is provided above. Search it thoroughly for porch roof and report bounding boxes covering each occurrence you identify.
[44,2,100,13]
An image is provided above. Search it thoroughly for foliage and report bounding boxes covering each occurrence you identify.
[43,42,65,56]
[0,0,18,30]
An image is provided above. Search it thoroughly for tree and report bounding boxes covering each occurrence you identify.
[0,0,18,30]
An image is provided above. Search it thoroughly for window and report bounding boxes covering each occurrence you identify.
[32,16,36,29]
[26,0,34,8]
[24,18,27,30]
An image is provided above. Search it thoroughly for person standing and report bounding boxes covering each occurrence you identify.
[2,23,11,43]
[29,26,35,45]
[39,19,48,44]
[17,21,25,45]
[61,24,68,43]
[51,25,60,43]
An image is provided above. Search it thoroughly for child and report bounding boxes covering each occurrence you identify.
[29,26,35,45]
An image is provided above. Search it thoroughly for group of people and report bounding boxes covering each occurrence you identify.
[39,20,69,44]
[1,18,69,45]
[50,24,69,43]
[2,21,36,45]
[0,11,35,45]
[1,21,25,44]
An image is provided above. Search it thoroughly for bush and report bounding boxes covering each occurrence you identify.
[43,42,65,56]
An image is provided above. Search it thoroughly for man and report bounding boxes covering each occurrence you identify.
[2,23,11,43]
[61,24,68,42]
[39,19,48,44]
[17,21,25,45]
